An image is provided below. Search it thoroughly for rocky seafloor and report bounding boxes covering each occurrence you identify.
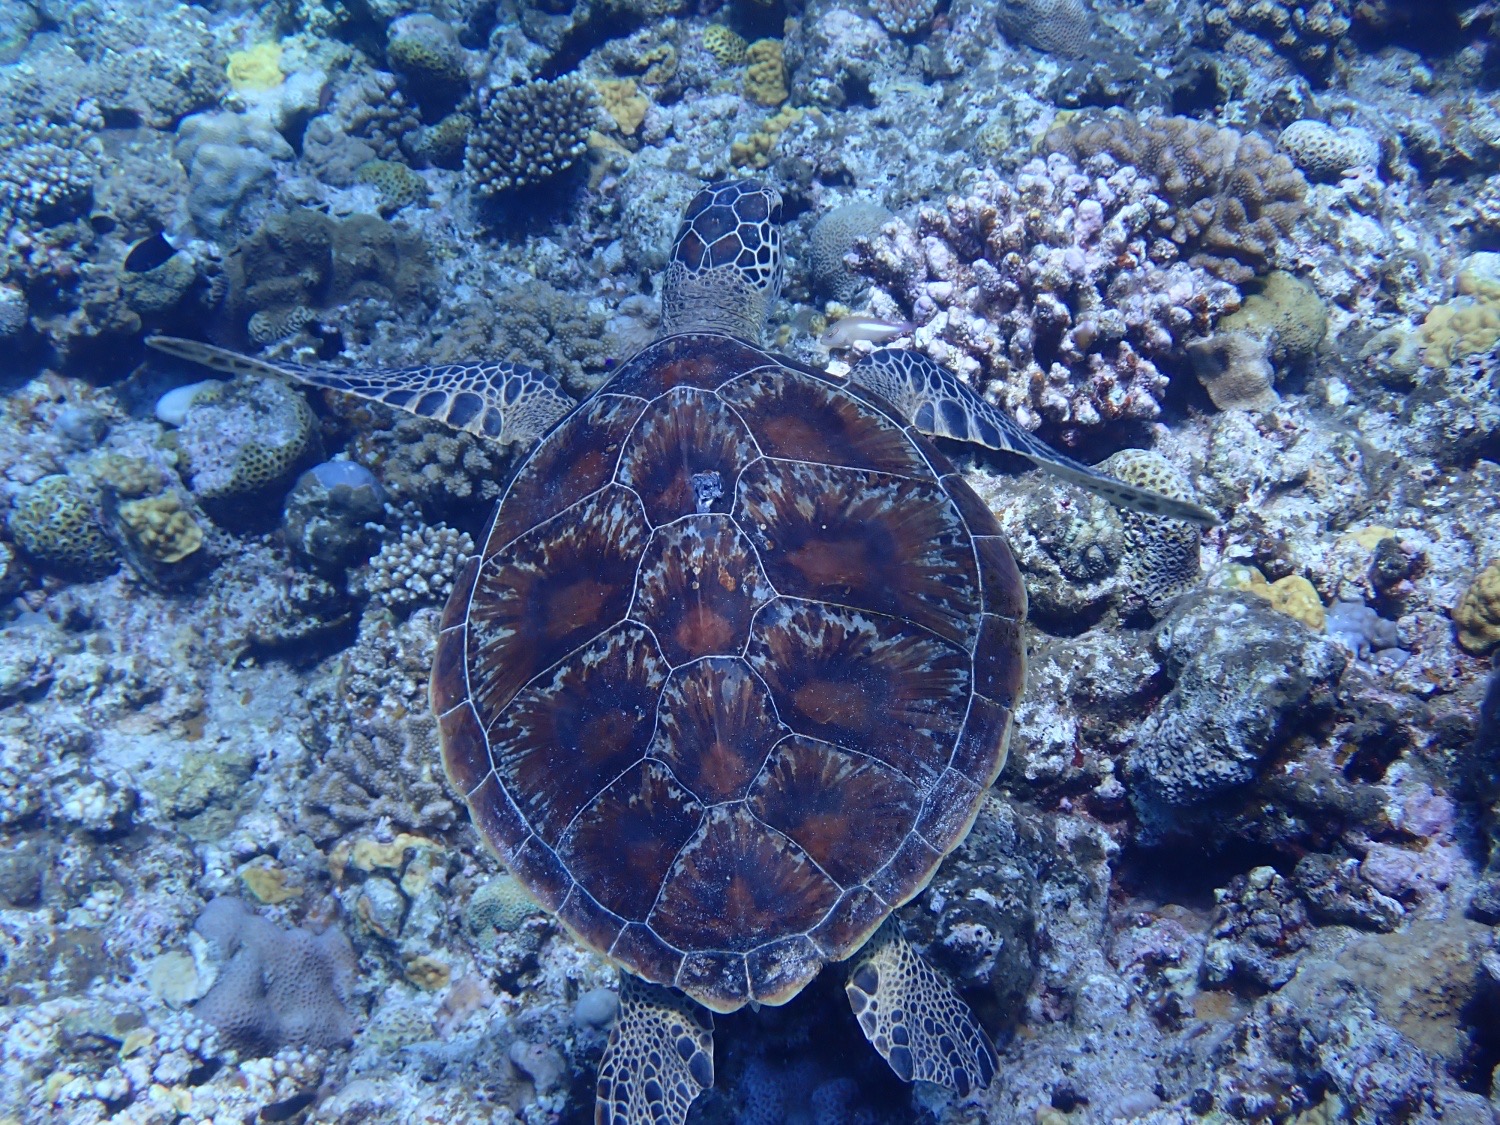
[2,0,1500,1122]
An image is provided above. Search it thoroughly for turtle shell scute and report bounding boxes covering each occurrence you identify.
[434,340,1028,1014]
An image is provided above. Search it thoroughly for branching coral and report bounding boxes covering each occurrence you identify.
[849,154,1238,432]
[1202,0,1351,82]
[466,75,598,196]
[1045,112,1308,284]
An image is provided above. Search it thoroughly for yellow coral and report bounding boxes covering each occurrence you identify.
[1267,574,1325,630]
[240,860,301,904]
[730,106,803,169]
[1453,560,1500,655]
[744,38,788,106]
[356,159,427,209]
[117,494,203,564]
[702,24,748,66]
[595,78,650,136]
[1221,565,1326,629]
[638,43,677,86]
[227,42,284,92]
[1420,297,1500,367]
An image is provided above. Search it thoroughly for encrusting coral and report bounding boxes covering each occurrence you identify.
[850,154,1238,432]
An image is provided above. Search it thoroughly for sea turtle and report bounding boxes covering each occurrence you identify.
[149,179,1214,1124]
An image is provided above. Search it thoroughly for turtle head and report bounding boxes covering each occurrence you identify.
[660,179,783,344]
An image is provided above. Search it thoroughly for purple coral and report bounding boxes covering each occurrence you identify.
[192,898,359,1056]
[849,155,1237,434]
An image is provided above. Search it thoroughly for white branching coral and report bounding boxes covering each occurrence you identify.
[849,154,1239,433]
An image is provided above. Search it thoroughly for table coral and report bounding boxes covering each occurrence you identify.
[850,155,1238,432]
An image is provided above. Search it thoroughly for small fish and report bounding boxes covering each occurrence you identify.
[820,315,914,350]
[124,231,177,273]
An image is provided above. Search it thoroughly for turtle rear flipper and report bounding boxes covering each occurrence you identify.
[596,975,714,1125]
[848,348,1219,527]
[845,921,998,1097]
[146,336,575,447]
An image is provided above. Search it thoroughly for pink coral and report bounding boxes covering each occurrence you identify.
[849,154,1239,434]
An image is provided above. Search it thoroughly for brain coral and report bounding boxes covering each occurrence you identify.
[1098,449,1204,617]
[173,376,319,516]
[1278,119,1379,181]
[465,75,598,196]
[849,154,1239,432]
[193,897,358,1056]
[7,474,117,579]
[810,201,894,303]
[701,24,747,66]
[995,0,1097,57]
[1046,111,1309,284]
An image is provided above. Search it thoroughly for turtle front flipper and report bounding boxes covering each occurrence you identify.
[845,920,998,1098]
[848,348,1219,527]
[146,336,575,447]
[596,975,714,1125]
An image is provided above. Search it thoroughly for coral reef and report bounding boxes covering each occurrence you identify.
[465,75,598,196]
[1,3,1498,1123]
[1045,111,1309,284]
[851,155,1238,431]
[1454,560,1500,655]
[1127,590,1348,839]
[193,898,358,1055]
[7,474,117,579]
[994,0,1097,57]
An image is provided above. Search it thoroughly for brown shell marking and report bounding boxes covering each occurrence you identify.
[433,333,1026,1014]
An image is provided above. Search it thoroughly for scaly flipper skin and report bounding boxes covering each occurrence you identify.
[849,348,1219,526]
[596,975,714,1125]
[145,336,576,448]
[845,921,998,1098]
